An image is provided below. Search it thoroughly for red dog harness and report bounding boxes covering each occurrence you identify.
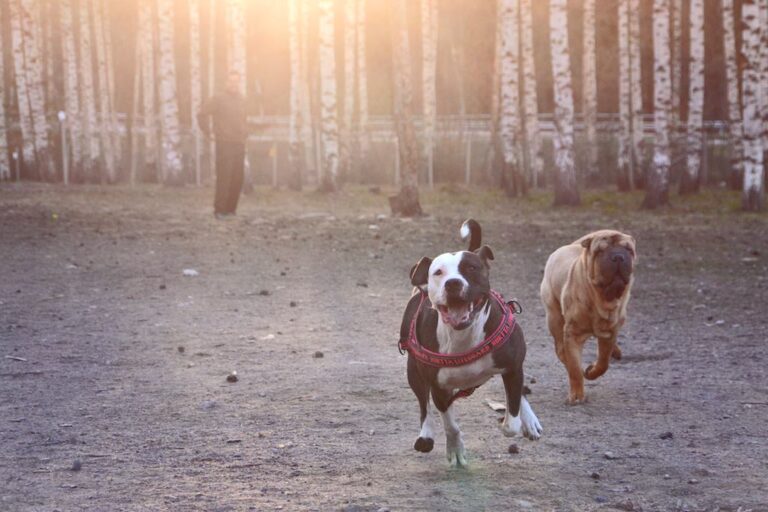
[399,290,519,406]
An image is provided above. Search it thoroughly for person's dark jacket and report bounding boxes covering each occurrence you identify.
[197,92,249,143]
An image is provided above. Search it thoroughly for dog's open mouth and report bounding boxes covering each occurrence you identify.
[436,296,485,330]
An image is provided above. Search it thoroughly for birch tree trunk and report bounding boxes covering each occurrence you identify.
[190,0,202,185]
[498,0,525,196]
[92,0,116,182]
[139,0,157,175]
[421,0,438,189]
[11,0,51,179]
[79,0,99,177]
[670,0,682,141]
[339,0,357,183]
[0,30,10,180]
[157,0,184,185]
[722,0,744,188]
[680,0,704,194]
[300,0,314,180]
[354,0,369,171]
[582,0,598,177]
[60,0,82,174]
[485,2,503,185]
[101,0,120,171]
[617,0,632,190]
[760,1,768,155]
[642,0,671,209]
[226,0,246,88]
[318,0,339,191]
[10,0,35,169]
[741,0,764,211]
[549,0,580,205]
[629,0,642,183]
[389,0,422,216]
[288,0,305,189]
[520,0,541,187]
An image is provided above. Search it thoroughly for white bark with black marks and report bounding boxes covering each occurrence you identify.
[340,0,357,181]
[0,9,12,180]
[318,0,339,190]
[498,0,524,195]
[355,0,369,164]
[722,0,743,182]
[92,0,116,182]
[741,0,764,211]
[60,0,82,172]
[629,0,642,179]
[139,0,157,170]
[642,0,671,209]
[421,0,438,186]
[582,0,597,174]
[549,0,579,205]
[681,0,704,194]
[288,0,305,188]
[520,0,541,187]
[157,0,183,184]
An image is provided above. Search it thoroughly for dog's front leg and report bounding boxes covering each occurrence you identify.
[500,370,523,437]
[433,390,467,467]
[584,334,617,380]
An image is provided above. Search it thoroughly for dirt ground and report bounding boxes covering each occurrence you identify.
[1,183,767,512]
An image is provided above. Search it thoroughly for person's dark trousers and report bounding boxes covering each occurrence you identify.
[214,140,246,215]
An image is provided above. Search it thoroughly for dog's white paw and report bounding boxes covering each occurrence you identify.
[446,438,468,467]
[500,414,523,438]
[521,400,543,441]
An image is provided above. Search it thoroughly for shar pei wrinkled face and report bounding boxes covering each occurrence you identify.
[579,230,637,303]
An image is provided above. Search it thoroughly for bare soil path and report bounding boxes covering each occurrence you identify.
[1,184,767,511]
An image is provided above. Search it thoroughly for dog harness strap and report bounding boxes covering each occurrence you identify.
[400,290,517,368]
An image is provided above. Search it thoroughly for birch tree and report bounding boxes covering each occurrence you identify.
[741,0,764,211]
[318,0,339,191]
[617,0,632,189]
[226,0,246,88]
[582,0,597,176]
[498,0,525,196]
[79,0,99,176]
[190,0,202,184]
[11,0,51,179]
[520,0,541,187]
[629,0,642,181]
[157,0,183,184]
[680,0,704,194]
[389,0,422,216]
[339,0,357,183]
[549,0,580,206]
[139,0,157,174]
[60,0,82,173]
[670,0,682,138]
[760,1,768,155]
[92,0,117,182]
[354,0,369,170]
[0,29,10,180]
[421,0,438,188]
[722,0,743,187]
[288,0,305,189]
[642,0,671,209]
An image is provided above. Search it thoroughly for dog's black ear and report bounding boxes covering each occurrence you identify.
[476,245,494,265]
[410,257,432,286]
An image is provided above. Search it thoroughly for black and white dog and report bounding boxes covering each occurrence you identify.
[399,220,542,466]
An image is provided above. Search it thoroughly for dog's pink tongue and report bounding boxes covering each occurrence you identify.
[444,306,469,327]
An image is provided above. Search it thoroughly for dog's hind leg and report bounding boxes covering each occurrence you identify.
[546,310,566,365]
[408,359,435,453]
[585,336,615,380]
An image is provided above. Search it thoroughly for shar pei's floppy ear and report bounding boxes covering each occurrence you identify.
[475,245,495,266]
[410,257,433,286]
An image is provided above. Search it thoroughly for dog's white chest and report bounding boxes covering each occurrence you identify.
[434,314,501,390]
[436,356,499,389]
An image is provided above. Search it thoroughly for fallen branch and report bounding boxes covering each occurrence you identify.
[4,355,28,362]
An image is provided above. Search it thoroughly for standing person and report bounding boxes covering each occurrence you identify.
[198,71,249,218]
